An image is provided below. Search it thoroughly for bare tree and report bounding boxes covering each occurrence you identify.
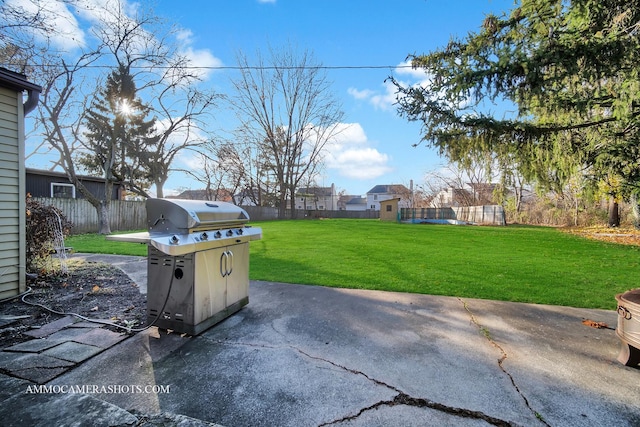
[6,1,218,233]
[230,45,344,218]
[87,2,218,199]
[181,142,247,203]
[148,86,218,198]
[424,159,497,208]
[0,0,74,73]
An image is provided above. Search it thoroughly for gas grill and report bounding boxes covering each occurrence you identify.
[107,198,262,335]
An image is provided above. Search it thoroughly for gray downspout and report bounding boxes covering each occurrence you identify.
[23,88,40,115]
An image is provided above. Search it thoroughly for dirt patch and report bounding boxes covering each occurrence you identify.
[0,259,146,349]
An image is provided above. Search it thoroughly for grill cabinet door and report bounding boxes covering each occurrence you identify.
[225,242,249,306]
[194,246,227,324]
[193,242,249,325]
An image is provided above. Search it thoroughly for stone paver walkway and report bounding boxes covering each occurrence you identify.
[0,315,129,384]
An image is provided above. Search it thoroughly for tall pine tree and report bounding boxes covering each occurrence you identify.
[81,64,159,233]
[392,0,640,226]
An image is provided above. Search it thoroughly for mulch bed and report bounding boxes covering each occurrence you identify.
[0,259,147,349]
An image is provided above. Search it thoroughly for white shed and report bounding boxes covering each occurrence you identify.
[0,68,41,299]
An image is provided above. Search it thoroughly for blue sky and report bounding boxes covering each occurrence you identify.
[23,0,515,196]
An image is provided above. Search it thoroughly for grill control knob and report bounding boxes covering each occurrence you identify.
[214,231,222,239]
[236,228,244,235]
[200,232,209,240]
[169,235,179,244]
[226,229,234,237]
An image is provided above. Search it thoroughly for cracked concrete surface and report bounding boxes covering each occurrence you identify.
[45,280,640,427]
[460,299,548,427]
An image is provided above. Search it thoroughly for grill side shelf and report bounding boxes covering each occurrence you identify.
[106,232,151,244]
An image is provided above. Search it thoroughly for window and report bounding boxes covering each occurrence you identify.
[373,195,378,200]
[51,183,75,198]
[386,205,392,212]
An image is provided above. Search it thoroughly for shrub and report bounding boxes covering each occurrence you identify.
[25,195,73,274]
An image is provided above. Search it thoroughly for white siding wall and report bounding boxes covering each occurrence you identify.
[366,193,411,211]
[0,87,25,299]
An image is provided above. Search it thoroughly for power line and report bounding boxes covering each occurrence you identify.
[197,65,414,70]
[1,63,416,71]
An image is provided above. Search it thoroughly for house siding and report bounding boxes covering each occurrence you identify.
[0,86,25,299]
[366,185,411,211]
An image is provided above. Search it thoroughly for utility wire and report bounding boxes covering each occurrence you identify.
[0,63,416,71]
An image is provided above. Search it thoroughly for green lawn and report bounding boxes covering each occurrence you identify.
[66,220,640,310]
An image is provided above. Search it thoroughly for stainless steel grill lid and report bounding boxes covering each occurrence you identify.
[144,198,261,256]
[147,198,250,234]
[108,199,261,256]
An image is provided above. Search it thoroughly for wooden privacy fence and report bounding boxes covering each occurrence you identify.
[33,198,381,234]
[33,197,147,234]
[240,207,379,220]
[400,205,507,226]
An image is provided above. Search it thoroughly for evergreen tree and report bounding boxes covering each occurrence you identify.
[81,64,159,233]
[392,0,640,226]
[82,64,159,198]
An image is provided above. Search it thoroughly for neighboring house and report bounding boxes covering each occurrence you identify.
[431,183,498,208]
[344,196,367,211]
[0,68,41,299]
[233,188,260,206]
[336,194,350,211]
[26,168,125,200]
[430,187,470,208]
[294,183,338,211]
[366,184,411,211]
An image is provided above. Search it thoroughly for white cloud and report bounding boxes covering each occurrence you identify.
[179,151,207,171]
[333,148,392,180]
[328,122,367,148]
[323,123,392,180]
[348,60,433,112]
[395,59,428,79]
[9,0,223,82]
[176,29,194,43]
[7,0,86,51]
[182,46,223,80]
[347,87,374,100]
[173,27,223,82]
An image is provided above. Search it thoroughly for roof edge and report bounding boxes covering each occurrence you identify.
[0,68,42,92]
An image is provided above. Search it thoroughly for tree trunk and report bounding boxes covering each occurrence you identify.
[277,191,287,219]
[97,200,112,234]
[289,194,297,219]
[631,193,640,229]
[155,178,165,199]
[608,198,620,228]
